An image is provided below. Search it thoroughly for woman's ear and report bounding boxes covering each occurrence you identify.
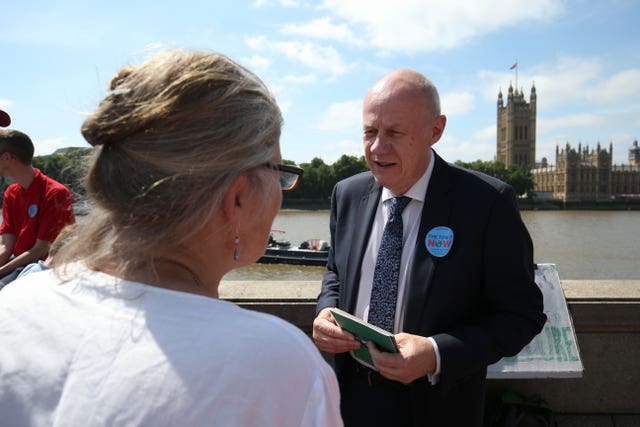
[221,174,249,222]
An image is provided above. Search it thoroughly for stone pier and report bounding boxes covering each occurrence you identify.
[219,279,640,426]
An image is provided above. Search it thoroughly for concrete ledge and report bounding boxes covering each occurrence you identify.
[219,279,640,414]
[485,280,640,414]
[562,280,640,333]
[219,281,320,335]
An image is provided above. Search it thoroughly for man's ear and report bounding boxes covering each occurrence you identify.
[221,174,249,222]
[430,114,447,146]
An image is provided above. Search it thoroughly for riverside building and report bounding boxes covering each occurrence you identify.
[496,84,640,202]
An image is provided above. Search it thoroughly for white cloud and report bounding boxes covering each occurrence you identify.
[281,17,363,45]
[479,56,603,108]
[242,55,273,72]
[246,35,266,49]
[277,98,293,114]
[321,138,363,163]
[476,56,640,160]
[253,0,301,7]
[481,57,640,112]
[436,135,495,162]
[281,74,317,84]
[441,91,475,116]
[318,100,362,131]
[472,125,496,141]
[262,82,293,113]
[585,69,640,104]
[529,57,604,110]
[33,137,68,156]
[539,113,607,133]
[247,35,351,77]
[320,0,563,53]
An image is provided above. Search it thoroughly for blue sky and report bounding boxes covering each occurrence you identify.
[2,0,639,165]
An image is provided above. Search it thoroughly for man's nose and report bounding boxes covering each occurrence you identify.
[370,135,390,153]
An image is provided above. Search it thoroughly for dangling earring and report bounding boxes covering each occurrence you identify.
[234,234,240,261]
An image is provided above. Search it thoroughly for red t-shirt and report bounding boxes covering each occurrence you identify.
[0,169,76,256]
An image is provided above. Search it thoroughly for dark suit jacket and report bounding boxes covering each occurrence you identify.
[317,152,546,425]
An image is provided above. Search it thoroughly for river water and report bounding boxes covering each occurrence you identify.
[223,210,639,281]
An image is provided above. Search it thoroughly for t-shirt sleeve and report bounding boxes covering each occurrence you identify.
[298,367,343,427]
[0,189,15,235]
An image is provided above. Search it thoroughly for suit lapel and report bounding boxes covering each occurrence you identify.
[404,153,455,331]
[344,178,381,312]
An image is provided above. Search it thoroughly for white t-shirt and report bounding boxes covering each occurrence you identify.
[0,265,342,427]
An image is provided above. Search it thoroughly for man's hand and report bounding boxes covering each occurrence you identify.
[312,307,361,354]
[368,332,436,384]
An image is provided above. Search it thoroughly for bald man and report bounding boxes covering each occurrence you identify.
[313,69,545,426]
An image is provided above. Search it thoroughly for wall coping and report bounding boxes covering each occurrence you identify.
[219,279,640,302]
[561,280,640,300]
[219,279,640,413]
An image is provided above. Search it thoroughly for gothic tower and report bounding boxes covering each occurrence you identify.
[629,140,640,166]
[497,83,537,168]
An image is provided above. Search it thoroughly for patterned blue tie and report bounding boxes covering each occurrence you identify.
[368,196,411,332]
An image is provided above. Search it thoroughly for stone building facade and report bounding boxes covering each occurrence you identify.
[496,86,640,201]
[497,84,537,169]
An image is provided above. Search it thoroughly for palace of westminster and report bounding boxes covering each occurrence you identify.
[496,83,640,202]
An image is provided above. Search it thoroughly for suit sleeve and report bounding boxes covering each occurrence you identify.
[316,184,341,314]
[432,185,545,389]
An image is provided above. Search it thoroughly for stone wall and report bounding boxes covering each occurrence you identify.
[219,279,640,414]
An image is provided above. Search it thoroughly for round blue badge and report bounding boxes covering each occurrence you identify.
[425,226,454,258]
[28,204,38,218]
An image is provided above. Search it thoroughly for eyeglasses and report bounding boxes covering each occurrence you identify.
[263,162,304,192]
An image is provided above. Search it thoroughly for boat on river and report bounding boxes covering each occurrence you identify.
[258,233,329,266]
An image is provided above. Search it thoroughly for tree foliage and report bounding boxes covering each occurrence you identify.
[1,149,92,204]
[32,149,91,198]
[454,159,534,196]
[333,154,368,182]
[1,150,533,208]
[283,155,368,202]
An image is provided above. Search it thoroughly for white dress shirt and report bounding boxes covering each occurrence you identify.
[355,151,441,383]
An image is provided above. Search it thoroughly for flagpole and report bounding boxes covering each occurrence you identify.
[515,59,518,91]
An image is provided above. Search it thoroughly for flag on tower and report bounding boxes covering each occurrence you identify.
[510,62,518,70]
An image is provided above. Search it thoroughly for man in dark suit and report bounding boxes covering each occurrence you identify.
[313,68,546,426]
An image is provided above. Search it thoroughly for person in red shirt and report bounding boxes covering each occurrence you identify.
[0,129,75,288]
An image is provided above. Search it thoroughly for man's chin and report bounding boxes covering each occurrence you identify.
[372,174,399,192]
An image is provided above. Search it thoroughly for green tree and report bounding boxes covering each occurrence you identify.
[282,155,369,204]
[1,148,91,206]
[505,164,535,196]
[33,149,91,198]
[455,159,534,196]
[333,154,368,182]
[290,157,335,200]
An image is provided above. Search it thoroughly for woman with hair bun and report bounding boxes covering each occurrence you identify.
[0,50,342,426]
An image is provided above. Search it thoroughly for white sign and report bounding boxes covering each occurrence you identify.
[487,263,584,378]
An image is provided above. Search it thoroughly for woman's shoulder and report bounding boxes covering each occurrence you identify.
[218,303,318,352]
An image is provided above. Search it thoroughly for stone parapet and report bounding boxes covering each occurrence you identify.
[219,281,319,334]
[486,280,640,414]
[219,279,640,415]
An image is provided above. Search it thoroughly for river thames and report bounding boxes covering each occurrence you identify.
[223,209,639,282]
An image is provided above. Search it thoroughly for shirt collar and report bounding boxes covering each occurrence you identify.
[381,150,435,204]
